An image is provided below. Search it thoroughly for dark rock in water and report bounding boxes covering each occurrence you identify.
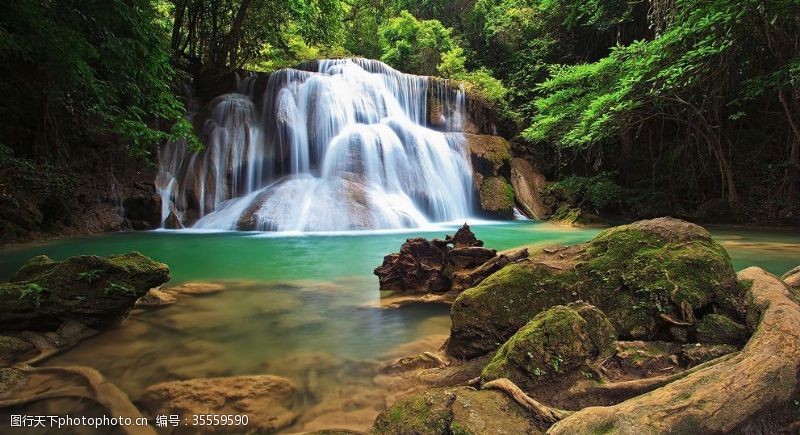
[447,217,740,359]
[447,246,496,269]
[164,211,183,229]
[0,252,170,329]
[446,223,483,248]
[374,223,520,295]
[374,238,449,294]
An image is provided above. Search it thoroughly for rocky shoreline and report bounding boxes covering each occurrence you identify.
[0,218,798,433]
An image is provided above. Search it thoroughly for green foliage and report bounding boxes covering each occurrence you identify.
[379,10,459,75]
[77,269,102,284]
[547,172,623,210]
[104,282,134,297]
[0,0,191,160]
[19,283,49,306]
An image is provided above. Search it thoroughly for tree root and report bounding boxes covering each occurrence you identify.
[0,365,156,435]
[482,378,573,425]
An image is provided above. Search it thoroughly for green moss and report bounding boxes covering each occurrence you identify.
[480,305,599,388]
[449,421,470,435]
[593,421,616,434]
[467,135,512,171]
[479,176,515,217]
[372,389,454,434]
[550,206,605,227]
[578,226,737,339]
[447,261,578,358]
[696,314,746,345]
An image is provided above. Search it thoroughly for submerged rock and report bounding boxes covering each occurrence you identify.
[480,304,615,391]
[0,252,170,329]
[139,375,299,433]
[372,387,542,435]
[447,217,740,359]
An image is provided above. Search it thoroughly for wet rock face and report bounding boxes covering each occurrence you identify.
[447,218,741,359]
[0,252,170,329]
[373,224,516,295]
[510,158,551,220]
[138,375,299,434]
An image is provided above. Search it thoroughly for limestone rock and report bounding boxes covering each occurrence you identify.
[510,158,551,220]
[138,375,299,433]
[0,252,170,329]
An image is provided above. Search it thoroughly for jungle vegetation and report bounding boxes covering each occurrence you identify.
[1,0,798,222]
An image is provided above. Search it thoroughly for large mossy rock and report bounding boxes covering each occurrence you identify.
[479,176,515,219]
[480,304,615,391]
[0,252,170,329]
[372,387,543,435]
[447,218,740,359]
[464,134,516,219]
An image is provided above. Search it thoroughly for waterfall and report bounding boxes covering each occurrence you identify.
[157,58,474,232]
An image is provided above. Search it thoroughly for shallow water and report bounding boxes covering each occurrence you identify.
[0,221,797,431]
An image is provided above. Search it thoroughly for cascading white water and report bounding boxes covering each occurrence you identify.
[157,58,473,231]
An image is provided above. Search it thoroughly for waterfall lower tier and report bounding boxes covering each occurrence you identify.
[157,58,474,231]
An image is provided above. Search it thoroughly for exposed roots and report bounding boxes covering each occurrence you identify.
[482,378,573,425]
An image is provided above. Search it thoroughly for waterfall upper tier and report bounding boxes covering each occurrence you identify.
[157,58,491,232]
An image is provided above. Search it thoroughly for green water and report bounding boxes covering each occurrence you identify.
[0,221,797,430]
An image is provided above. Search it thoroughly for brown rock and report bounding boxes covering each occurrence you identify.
[447,247,497,269]
[138,375,299,433]
[445,223,483,248]
[374,238,449,293]
[510,158,551,220]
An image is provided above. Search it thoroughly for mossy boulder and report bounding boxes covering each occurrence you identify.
[447,262,578,359]
[480,304,615,390]
[695,314,747,345]
[0,252,170,329]
[479,176,515,219]
[372,387,543,434]
[578,218,740,339]
[447,218,740,359]
[464,134,512,178]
